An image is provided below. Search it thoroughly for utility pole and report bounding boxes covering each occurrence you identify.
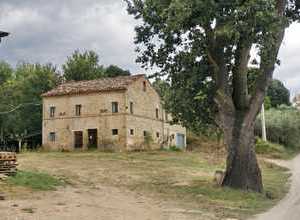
[261,103,267,141]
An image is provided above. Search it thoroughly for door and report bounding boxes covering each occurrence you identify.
[88,129,98,149]
[74,131,83,149]
[176,133,185,149]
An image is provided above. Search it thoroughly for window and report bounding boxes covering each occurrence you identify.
[112,102,119,113]
[156,132,160,138]
[130,102,134,114]
[130,129,134,135]
[143,81,146,91]
[112,129,118,135]
[165,113,168,122]
[49,132,56,142]
[156,108,159,119]
[50,106,56,118]
[143,131,147,137]
[75,104,82,116]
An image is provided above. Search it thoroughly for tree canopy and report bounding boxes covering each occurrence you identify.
[62,50,131,81]
[267,79,291,107]
[0,62,60,147]
[62,50,105,81]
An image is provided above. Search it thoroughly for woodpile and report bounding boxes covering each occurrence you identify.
[0,152,18,176]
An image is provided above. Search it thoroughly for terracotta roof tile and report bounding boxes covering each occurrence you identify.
[42,74,145,97]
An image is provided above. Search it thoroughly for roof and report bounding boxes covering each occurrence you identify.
[42,74,146,97]
[0,31,9,38]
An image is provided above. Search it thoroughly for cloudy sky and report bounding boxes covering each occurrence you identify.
[0,1,299,97]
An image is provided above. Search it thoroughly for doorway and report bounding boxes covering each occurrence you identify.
[88,129,98,149]
[74,131,83,149]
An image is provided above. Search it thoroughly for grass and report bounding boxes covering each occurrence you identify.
[255,138,300,159]
[6,170,65,191]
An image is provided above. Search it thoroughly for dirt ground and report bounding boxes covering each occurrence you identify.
[0,151,290,220]
[0,152,219,220]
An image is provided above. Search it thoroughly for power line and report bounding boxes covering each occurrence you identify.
[0,102,42,115]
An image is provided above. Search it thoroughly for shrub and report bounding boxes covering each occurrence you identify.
[255,105,300,149]
[255,138,285,155]
[7,170,64,190]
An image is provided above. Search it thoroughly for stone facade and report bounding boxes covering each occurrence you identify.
[42,75,186,151]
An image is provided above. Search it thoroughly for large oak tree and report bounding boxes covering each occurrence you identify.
[126,0,300,192]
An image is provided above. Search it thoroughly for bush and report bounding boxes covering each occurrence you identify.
[255,105,300,149]
[255,138,285,155]
[7,170,65,190]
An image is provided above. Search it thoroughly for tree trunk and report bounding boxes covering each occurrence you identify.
[221,113,263,192]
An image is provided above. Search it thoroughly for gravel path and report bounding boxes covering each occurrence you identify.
[253,154,300,220]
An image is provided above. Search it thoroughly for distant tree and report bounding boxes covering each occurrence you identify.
[267,79,291,108]
[62,50,105,81]
[248,68,289,108]
[105,65,131,77]
[0,61,13,86]
[0,63,60,148]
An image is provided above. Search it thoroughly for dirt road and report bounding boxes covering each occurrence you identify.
[0,186,206,220]
[253,154,300,220]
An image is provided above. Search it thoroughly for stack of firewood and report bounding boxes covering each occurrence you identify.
[0,152,18,176]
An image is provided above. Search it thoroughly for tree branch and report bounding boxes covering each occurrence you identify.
[232,40,252,110]
[246,0,287,123]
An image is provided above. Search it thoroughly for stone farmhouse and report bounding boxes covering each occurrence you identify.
[42,74,186,151]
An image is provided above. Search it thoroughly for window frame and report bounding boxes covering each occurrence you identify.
[49,132,56,142]
[112,102,119,113]
[156,108,159,119]
[130,129,134,136]
[112,129,119,136]
[130,102,134,114]
[75,104,82,116]
[50,106,56,118]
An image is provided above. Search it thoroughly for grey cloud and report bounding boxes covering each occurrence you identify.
[0,0,144,73]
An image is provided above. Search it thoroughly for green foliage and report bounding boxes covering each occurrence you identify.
[0,63,60,146]
[63,50,105,81]
[7,170,64,190]
[0,61,13,86]
[267,79,291,108]
[255,106,300,149]
[168,145,182,152]
[105,65,130,77]
[62,50,132,81]
[255,138,285,155]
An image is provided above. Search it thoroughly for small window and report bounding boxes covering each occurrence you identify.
[143,131,147,137]
[75,104,81,116]
[156,108,159,119]
[130,102,134,114]
[112,102,119,113]
[143,81,146,91]
[50,106,56,118]
[49,132,56,142]
[156,132,160,138]
[112,129,118,135]
[130,129,134,135]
